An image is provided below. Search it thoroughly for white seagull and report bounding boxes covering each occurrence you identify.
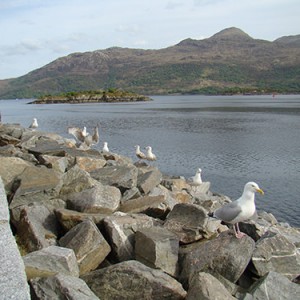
[102,141,109,152]
[209,182,264,239]
[135,145,146,161]
[188,168,202,190]
[145,146,157,161]
[29,118,38,130]
[68,125,99,148]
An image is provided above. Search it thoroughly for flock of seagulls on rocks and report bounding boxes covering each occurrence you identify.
[28,117,265,239]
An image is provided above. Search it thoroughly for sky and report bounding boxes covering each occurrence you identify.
[0,0,299,79]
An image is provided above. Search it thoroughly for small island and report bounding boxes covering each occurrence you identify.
[28,88,152,104]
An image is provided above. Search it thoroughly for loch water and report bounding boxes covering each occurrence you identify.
[1,95,300,227]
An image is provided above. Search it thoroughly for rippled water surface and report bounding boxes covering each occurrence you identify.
[1,95,300,226]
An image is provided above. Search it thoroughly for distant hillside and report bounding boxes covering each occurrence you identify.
[0,27,300,99]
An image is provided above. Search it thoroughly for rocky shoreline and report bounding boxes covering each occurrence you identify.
[0,122,299,299]
[28,92,152,104]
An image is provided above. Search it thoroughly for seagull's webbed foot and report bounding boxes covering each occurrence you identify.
[233,223,246,239]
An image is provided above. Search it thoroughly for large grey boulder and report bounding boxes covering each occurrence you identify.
[23,245,79,280]
[30,274,99,300]
[59,165,97,198]
[55,208,108,232]
[251,231,300,279]
[81,260,187,300]
[135,226,179,276]
[14,203,60,253]
[90,164,138,191]
[179,231,255,288]
[164,203,220,243]
[0,156,32,193]
[119,195,168,218]
[66,182,121,214]
[59,219,111,275]
[75,155,106,172]
[186,272,235,300]
[9,165,61,209]
[103,212,162,261]
[38,154,69,173]
[0,178,31,300]
[248,271,300,300]
[137,168,162,194]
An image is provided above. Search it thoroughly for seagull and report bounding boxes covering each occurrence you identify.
[209,182,264,239]
[68,126,87,143]
[29,118,38,130]
[102,141,109,152]
[84,125,99,147]
[187,168,202,191]
[145,146,157,161]
[135,145,146,161]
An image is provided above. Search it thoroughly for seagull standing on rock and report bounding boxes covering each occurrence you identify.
[68,125,99,148]
[102,141,110,153]
[135,145,146,161]
[209,182,264,239]
[145,146,157,161]
[29,118,38,130]
[188,168,202,187]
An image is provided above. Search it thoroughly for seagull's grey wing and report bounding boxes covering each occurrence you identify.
[213,202,242,223]
[92,126,99,144]
[68,127,85,142]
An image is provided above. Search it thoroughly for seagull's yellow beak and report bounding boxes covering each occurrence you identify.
[256,188,264,195]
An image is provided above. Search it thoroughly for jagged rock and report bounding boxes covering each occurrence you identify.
[0,156,32,193]
[75,155,106,172]
[0,133,20,146]
[59,165,98,197]
[149,185,179,210]
[90,164,138,191]
[23,245,79,280]
[30,273,99,300]
[66,182,121,214]
[119,195,168,218]
[248,271,300,300]
[186,272,235,300]
[38,154,69,173]
[9,165,61,210]
[135,226,179,276]
[251,231,300,279]
[55,208,108,232]
[81,260,187,300]
[137,168,162,194]
[269,223,300,248]
[121,187,141,202]
[103,212,162,262]
[59,219,111,275]
[164,203,219,243]
[14,203,60,253]
[161,176,190,191]
[0,123,25,139]
[179,231,255,288]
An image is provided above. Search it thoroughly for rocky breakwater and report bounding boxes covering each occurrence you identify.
[0,122,299,300]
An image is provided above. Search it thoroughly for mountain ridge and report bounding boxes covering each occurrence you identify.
[0,27,300,99]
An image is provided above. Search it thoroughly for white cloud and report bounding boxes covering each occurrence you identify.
[0,0,299,79]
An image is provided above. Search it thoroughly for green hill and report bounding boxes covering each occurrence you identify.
[0,27,300,99]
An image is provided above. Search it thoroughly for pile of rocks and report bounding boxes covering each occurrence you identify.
[0,122,299,300]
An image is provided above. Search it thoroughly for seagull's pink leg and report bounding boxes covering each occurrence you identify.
[234,223,246,239]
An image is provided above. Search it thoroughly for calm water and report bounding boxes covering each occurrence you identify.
[1,95,300,227]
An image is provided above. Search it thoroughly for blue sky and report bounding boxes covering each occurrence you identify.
[0,0,299,79]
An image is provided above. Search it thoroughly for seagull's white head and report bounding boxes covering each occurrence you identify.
[244,182,264,195]
[197,168,202,173]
